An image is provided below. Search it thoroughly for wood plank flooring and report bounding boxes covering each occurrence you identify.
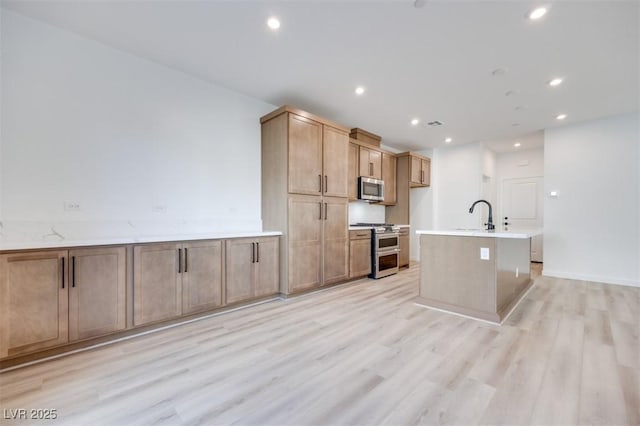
[1,264,638,425]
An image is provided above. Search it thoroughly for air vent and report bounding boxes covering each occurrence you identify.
[427,120,443,126]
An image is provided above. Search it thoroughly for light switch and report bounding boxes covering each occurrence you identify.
[480,247,490,260]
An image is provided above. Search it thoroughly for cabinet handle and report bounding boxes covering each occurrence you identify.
[178,248,182,273]
[324,175,328,193]
[256,242,260,263]
[184,248,188,273]
[319,174,322,192]
[61,257,65,289]
[369,162,373,176]
[72,256,76,288]
[319,202,323,220]
[421,170,424,183]
[324,202,328,221]
[251,242,255,263]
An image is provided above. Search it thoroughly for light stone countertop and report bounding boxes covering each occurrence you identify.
[0,231,282,252]
[416,229,541,239]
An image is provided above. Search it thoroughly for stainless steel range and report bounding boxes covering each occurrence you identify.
[352,223,400,279]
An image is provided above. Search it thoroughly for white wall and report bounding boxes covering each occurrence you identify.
[1,10,275,238]
[348,201,386,224]
[544,112,639,287]
[432,142,484,230]
[408,148,433,260]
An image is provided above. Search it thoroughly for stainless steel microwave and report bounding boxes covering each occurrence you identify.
[358,177,384,202]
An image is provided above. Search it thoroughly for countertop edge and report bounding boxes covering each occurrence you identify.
[416,229,540,239]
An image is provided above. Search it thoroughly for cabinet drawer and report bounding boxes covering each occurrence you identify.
[349,230,372,240]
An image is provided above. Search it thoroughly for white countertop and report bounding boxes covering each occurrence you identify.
[416,229,541,239]
[0,231,282,251]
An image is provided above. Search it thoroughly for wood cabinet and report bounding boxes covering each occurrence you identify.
[69,247,126,341]
[0,250,68,358]
[409,155,431,187]
[1,246,126,358]
[182,240,224,315]
[382,152,397,205]
[398,228,410,268]
[359,146,382,179]
[134,240,223,326]
[226,236,279,304]
[386,152,432,225]
[262,106,350,295]
[349,230,371,278]
[348,142,359,200]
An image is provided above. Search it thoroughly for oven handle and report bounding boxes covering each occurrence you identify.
[377,248,400,253]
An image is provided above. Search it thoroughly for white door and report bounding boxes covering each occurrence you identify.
[501,177,544,262]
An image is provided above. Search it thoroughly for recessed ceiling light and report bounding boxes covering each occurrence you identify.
[355,86,365,95]
[445,137,452,143]
[528,7,548,20]
[514,142,521,147]
[267,17,280,30]
[556,114,567,120]
[411,118,420,126]
[548,78,563,87]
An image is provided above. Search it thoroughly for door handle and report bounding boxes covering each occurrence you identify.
[421,170,424,183]
[324,202,328,221]
[319,202,323,220]
[72,256,76,288]
[61,257,65,289]
[324,175,328,193]
[178,248,182,273]
[251,242,255,263]
[369,162,373,176]
[319,174,322,193]
[256,242,260,263]
[184,248,188,273]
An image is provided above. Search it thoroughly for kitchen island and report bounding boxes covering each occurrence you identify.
[416,229,540,323]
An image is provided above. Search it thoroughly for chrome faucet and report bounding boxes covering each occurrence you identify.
[469,199,495,232]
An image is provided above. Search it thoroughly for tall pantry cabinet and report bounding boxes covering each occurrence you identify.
[261,106,349,295]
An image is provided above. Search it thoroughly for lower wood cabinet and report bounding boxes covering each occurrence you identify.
[349,230,371,278]
[133,240,224,326]
[226,237,279,304]
[0,246,126,359]
[399,228,410,268]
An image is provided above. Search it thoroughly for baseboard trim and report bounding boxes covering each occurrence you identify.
[542,269,639,288]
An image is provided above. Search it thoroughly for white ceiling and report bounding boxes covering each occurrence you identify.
[2,0,638,151]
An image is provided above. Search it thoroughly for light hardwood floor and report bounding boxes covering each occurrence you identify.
[1,264,638,425]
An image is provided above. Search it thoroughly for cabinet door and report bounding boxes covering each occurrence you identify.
[254,237,280,298]
[288,194,322,292]
[69,247,126,341]
[133,243,182,326]
[359,147,382,179]
[382,153,397,205]
[399,234,410,267]
[0,251,68,358]
[183,240,224,314]
[323,126,349,198]
[421,159,431,186]
[225,238,255,304]
[410,155,422,185]
[349,238,371,278]
[288,114,323,195]
[348,143,358,200]
[322,196,349,285]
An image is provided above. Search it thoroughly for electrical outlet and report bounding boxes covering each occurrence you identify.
[480,247,490,260]
[64,201,81,212]
[152,205,167,214]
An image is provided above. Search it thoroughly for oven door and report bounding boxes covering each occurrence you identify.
[374,249,399,278]
[376,233,399,251]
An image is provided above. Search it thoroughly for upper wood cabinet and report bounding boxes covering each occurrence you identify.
[226,236,279,304]
[69,246,126,341]
[382,152,397,205]
[359,146,382,179]
[323,126,349,198]
[348,142,358,200]
[409,154,431,187]
[0,250,68,358]
[288,114,323,195]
